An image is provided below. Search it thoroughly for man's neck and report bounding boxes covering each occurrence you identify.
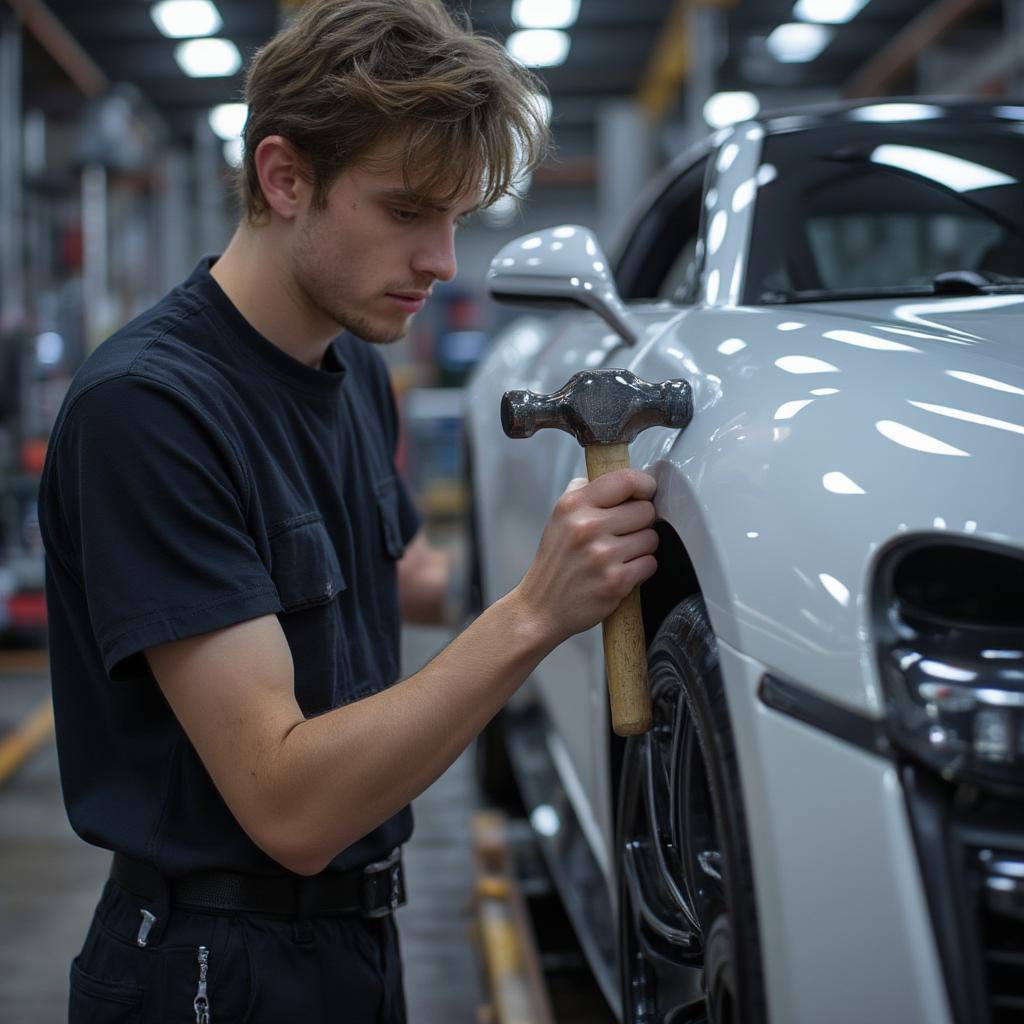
[210,222,336,370]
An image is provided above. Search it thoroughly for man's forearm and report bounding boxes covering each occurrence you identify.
[263,588,554,873]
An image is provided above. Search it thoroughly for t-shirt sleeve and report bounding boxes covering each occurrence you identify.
[47,374,283,681]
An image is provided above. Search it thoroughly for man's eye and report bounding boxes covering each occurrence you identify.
[392,208,419,223]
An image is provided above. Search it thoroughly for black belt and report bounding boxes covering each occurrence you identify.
[110,849,406,918]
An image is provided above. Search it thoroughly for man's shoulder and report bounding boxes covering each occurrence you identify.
[70,282,208,398]
[49,279,235,468]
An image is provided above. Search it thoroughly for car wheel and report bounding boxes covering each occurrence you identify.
[474,710,524,812]
[616,595,765,1024]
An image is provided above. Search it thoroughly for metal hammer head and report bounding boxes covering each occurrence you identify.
[501,368,693,447]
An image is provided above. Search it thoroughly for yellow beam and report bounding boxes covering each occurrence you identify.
[0,697,54,787]
[636,0,738,122]
[636,0,691,121]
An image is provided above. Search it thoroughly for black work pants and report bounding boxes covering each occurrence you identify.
[68,878,407,1023]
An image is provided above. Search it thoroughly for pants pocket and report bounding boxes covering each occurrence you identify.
[69,958,144,1024]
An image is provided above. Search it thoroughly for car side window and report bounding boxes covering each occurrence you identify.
[614,157,709,304]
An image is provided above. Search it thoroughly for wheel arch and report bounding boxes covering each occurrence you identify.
[609,518,704,798]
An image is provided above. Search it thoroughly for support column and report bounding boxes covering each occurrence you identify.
[193,112,230,257]
[0,10,24,327]
[683,4,726,145]
[596,101,656,248]
[81,163,108,351]
[157,149,191,291]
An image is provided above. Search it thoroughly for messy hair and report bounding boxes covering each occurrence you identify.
[239,0,551,221]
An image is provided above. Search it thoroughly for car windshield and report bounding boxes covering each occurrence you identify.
[744,116,1024,304]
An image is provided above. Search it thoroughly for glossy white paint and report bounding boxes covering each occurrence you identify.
[720,639,952,1024]
[487,226,643,345]
[466,114,1024,1022]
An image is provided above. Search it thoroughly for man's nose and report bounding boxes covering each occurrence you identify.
[413,228,457,283]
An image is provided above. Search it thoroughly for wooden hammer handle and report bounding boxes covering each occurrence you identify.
[584,443,652,736]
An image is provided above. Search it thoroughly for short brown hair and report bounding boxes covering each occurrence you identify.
[239,0,551,221]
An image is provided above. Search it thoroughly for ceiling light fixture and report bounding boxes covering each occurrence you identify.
[175,38,242,77]
[506,29,571,67]
[151,0,222,39]
[208,102,248,140]
[766,22,832,62]
[511,0,580,30]
[793,0,869,24]
[703,91,760,128]
[222,138,244,168]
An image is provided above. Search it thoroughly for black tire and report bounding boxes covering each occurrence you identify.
[474,709,524,813]
[616,595,766,1024]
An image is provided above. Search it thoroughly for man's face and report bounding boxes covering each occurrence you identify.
[289,143,480,344]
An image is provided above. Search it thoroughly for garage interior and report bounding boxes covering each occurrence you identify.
[1,0,1022,1020]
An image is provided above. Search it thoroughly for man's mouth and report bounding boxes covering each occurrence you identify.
[385,292,428,314]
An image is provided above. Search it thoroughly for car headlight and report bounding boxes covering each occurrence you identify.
[874,540,1024,792]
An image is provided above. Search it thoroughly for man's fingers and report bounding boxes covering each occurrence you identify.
[603,529,659,569]
[602,498,657,536]
[577,468,656,508]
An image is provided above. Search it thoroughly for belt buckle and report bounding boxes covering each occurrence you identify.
[361,848,404,918]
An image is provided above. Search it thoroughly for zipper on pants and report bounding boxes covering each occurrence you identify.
[194,946,210,1024]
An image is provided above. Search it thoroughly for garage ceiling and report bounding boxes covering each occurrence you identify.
[15,0,1013,161]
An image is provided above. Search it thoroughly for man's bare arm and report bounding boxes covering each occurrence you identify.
[146,469,658,875]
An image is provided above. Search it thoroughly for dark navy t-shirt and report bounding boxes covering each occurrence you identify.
[38,257,421,877]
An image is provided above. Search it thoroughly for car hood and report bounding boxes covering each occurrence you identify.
[797,293,1024,377]
[618,294,1024,713]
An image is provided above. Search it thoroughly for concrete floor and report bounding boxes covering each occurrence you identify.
[0,625,484,1023]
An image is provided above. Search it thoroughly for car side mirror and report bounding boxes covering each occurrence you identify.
[486,225,642,347]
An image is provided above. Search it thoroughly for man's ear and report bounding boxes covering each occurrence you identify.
[253,135,312,220]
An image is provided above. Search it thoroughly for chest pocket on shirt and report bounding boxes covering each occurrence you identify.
[268,513,346,610]
[373,477,408,560]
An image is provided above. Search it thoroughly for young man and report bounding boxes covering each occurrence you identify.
[38,1,659,1020]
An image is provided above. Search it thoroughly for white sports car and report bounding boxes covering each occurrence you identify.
[464,99,1024,1024]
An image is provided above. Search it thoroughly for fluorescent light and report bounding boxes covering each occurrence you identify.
[870,144,1016,192]
[222,138,243,167]
[793,0,869,24]
[512,0,579,29]
[208,102,247,140]
[151,0,222,39]
[703,91,760,128]
[506,29,570,67]
[766,23,832,62]
[175,38,242,77]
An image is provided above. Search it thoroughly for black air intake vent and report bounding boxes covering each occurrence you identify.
[976,850,1024,1022]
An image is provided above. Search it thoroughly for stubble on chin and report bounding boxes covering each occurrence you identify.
[340,313,410,346]
[308,291,411,345]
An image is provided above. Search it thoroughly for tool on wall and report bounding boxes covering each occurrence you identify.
[501,368,692,736]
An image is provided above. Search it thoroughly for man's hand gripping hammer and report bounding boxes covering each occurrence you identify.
[501,368,693,736]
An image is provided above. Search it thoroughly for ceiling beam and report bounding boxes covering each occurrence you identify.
[842,0,992,98]
[4,0,106,96]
